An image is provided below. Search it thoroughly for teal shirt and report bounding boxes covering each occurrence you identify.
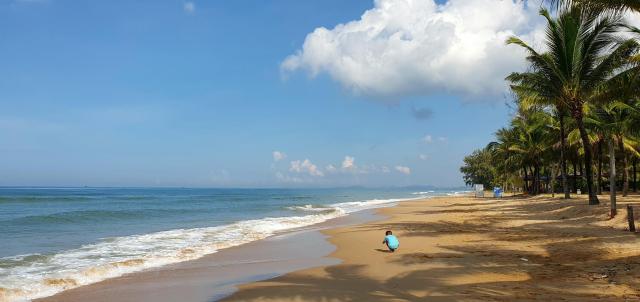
[384,235,399,249]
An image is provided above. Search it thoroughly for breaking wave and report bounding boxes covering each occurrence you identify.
[0,196,419,302]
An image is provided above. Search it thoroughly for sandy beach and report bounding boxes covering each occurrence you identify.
[33,194,640,302]
[5,1,640,301]
[223,194,640,301]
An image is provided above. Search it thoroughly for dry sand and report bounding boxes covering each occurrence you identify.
[222,194,640,301]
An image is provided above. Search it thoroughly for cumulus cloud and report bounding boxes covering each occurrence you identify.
[419,154,428,160]
[183,1,195,13]
[282,0,545,99]
[342,156,355,170]
[290,159,324,176]
[272,151,287,161]
[395,165,411,175]
[325,156,395,175]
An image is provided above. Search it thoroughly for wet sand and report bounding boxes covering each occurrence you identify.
[223,194,640,301]
[36,210,382,302]
[36,194,640,301]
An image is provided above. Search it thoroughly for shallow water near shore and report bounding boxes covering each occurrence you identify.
[36,209,383,302]
[0,187,465,301]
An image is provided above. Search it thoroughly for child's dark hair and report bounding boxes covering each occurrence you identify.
[385,230,392,235]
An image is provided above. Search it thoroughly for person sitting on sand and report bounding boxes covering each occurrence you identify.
[382,230,399,252]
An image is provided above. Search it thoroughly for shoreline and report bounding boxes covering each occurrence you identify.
[2,190,435,302]
[223,194,640,301]
[27,193,640,301]
[33,203,392,302]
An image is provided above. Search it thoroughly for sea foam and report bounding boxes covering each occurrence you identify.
[0,196,419,302]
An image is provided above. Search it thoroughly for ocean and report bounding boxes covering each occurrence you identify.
[0,187,465,301]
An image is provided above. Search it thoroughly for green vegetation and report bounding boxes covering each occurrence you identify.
[461,2,640,216]
[549,0,640,12]
[460,149,496,188]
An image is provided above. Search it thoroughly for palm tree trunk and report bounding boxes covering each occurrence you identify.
[559,114,570,199]
[598,141,603,195]
[523,167,529,193]
[547,166,553,194]
[619,137,629,197]
[579,159,584,185]
[530,166,535,195]
[534,165,542,195]
[623,155,629,196]
[573,159,578,193]
[534,165,540,195]
[608,137,617,217]
[573,107,599,205]
[550,164,557,197]
[634,158,637,192]
[537,165,542,195]
[528,165,533,195]
[528,166,535,194]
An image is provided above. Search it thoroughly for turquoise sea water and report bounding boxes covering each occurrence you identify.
[0,187,466,301]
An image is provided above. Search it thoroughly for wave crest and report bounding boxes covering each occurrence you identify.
[0,195,418,302]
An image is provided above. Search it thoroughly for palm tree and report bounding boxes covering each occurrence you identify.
[509,70,572,199]
[591,57,640,199]
[587,102,640,216]
[488,109,553,195]
[541,110,567,195]
[549,0,640,12]
[593,132,606,195]
[506,6,639,205]
[487,126,523,192]
[566,115,599,194]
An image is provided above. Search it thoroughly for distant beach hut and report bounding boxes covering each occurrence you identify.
[474,184,484,198]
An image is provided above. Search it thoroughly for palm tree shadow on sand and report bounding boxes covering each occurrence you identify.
[219,196,640,302]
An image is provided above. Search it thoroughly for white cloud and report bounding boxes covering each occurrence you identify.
[423,135,447,143]
[282,0,544,98]
[272,151,287,161]
[419,154,428,160]
[183,1,195,13]
[381,166,391,173]
[395,165,411,175]
[327,157,375,174]
[290,159,324,176]
[341,156,355,169]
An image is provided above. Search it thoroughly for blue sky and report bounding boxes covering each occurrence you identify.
[0,0,541,188]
